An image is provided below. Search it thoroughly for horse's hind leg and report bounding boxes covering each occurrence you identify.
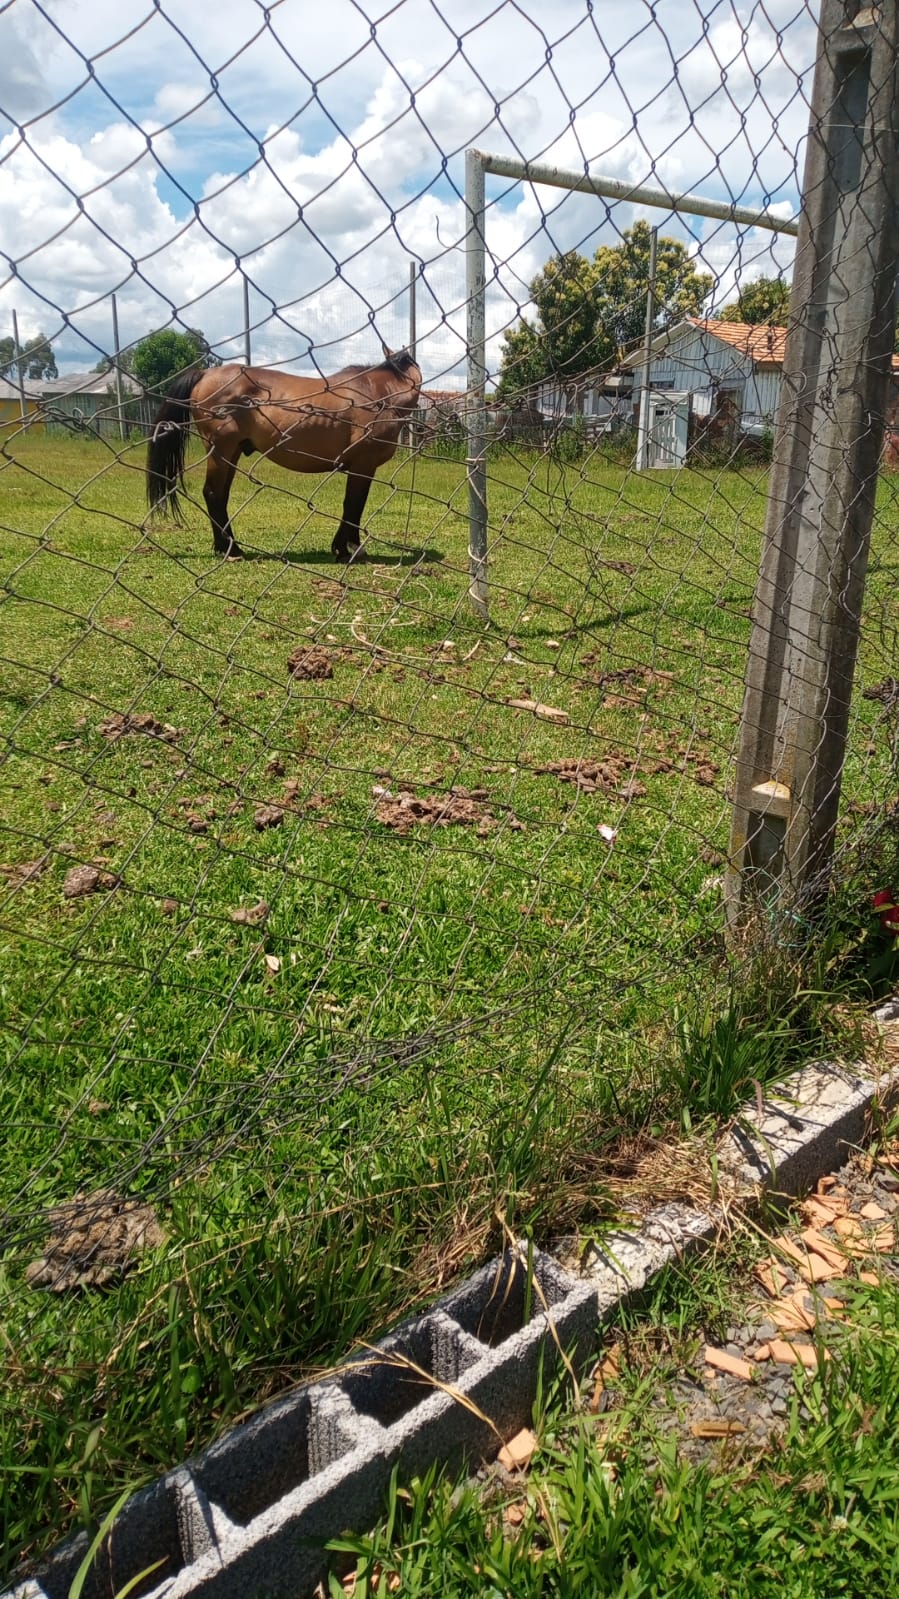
[203,450,244,557]
[332,472,373,561]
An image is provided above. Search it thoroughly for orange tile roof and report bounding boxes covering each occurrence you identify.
[692,317,899,373]
[688,317,787,364]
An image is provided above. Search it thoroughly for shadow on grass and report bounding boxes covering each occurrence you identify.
[161,545,447,569]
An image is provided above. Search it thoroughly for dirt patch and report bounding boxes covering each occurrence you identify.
[534,757,646,801]
[254,804,285,830]
[97,712,185,742]
[311,577,345,599]
[375,786,500,836]
[577,662,675,709]
[1,859,45,890]
[863,677,899,710]
[593,558,637,574]
[26,1189,165,1291]
[647,741,722,787]
[229,900,270,926]
[287,647,335,681]
[63,864,120,898]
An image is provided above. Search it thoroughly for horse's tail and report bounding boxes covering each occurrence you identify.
[146,370,203,523]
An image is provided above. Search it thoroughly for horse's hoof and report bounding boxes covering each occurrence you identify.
[346,545,367,564]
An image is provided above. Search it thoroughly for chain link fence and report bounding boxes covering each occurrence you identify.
[2,0,899,1579]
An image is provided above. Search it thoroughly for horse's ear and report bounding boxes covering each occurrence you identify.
[381,341,392,360]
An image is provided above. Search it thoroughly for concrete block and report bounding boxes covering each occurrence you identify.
[719,1061,881,1198]
[191,1382,358,1527]
[141,1441,394,1599]
[16,1468,198,1599]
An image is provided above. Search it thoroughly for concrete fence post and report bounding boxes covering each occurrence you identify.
[726,0,899,930]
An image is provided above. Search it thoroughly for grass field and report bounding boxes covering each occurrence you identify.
[1,426,897,1574]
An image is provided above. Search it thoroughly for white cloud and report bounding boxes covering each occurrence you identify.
[0,0,816,382]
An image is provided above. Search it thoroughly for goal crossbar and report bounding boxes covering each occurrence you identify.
[464,147,798,620]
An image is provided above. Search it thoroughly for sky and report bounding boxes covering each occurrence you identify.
[0,0,819,384]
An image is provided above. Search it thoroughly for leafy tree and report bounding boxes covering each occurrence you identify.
[592,221,713,353]
[496,223,712,400]
[92,349,135,376]
[718,276,791,325]
[0,331,57,382]
[130,327,220,393]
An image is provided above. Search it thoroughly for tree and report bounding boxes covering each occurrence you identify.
[718,276,791,325]
[496,223,712,400]
[592,221,713,353]
[93,349,135,376]
[0,331,57,382]
[130,327,220,393]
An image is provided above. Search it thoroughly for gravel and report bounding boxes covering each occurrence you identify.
[592,1148,899,1467]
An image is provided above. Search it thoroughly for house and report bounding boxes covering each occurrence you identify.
[620,317,786,446]
[533,366,634,429]
[0,375,42,430]
[418,388,467,414]
[36,370,150,437]
[620,317,899,466]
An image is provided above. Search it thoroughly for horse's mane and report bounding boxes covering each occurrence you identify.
[329,351,419,382]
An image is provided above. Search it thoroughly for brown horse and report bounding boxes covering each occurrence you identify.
[146,344,422,560]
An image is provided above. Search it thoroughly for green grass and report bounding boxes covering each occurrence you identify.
[1,427,898,1575]
[334,1260,899,1598]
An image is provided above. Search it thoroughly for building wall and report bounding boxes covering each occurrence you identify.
[648,331,781,429]
[0,398,40,430]
[742,367,781,427]
[650,328,752,392]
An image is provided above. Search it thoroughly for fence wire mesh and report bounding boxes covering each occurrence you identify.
[2,0,899,1579]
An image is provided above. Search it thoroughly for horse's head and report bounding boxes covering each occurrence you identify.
[380,343,422,392]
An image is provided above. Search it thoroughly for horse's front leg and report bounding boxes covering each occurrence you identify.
[332,472,373,562]
[202,451,244,558]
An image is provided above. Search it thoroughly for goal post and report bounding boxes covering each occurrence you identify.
[462,149,799,627]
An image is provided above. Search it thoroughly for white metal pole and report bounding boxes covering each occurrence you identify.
[465,150,489,622]
[635,226,658,471]
[11,308,27,420]
[111,292,126,440]
[473,151,799,237]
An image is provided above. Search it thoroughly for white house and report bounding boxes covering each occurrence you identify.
[621,317,787,438]
[533,320,784,438]
[521,317,899,465]
[534,367,634,430]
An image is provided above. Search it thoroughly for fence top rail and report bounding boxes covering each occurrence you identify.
[469,149,800,238]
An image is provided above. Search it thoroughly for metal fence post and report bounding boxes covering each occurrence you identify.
[11,308,27,420]
[635,225,658,471]
[465,148,489,622]
[242,272,252,367]
[111,292,126,440]
[726,1,899,931]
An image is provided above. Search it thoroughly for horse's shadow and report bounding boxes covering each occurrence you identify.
[263,545,446,569]
[165,545,445,570]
